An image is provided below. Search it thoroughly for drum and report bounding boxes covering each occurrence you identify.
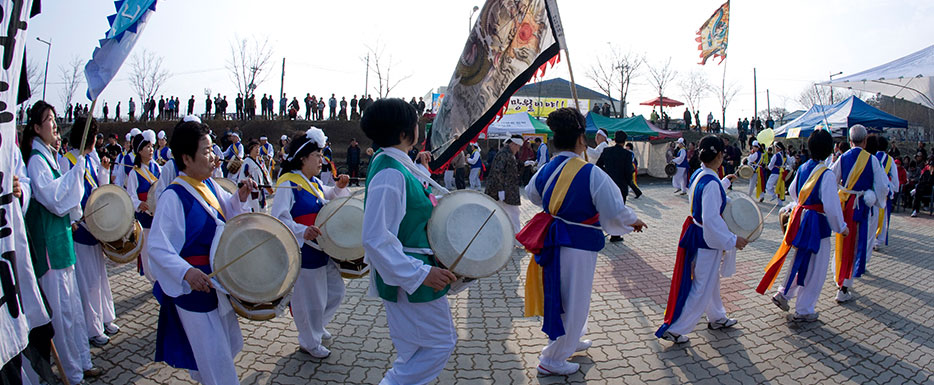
[213,178,238,195]
[665,163,677,177]
[336,258,370,280]
[101,220,144,264]
[723,192,763,242]
[213,213,300,304]
[736,165,754,179]
[229,292,292,321]
[85,184,135,243]
[427,190,514,278]
[779,210,791,234]
[146,183,159,215]
[227,157,243,174]
[314,197,365,261]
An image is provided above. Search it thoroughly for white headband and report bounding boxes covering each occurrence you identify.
[287,127,328,162]
[183,115,202,123]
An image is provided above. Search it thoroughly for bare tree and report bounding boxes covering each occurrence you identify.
[24,59,43,101]
[616,52,643,118]
[679,70,711,120]
[227,36,274,100]
[797,85,829,109]
[366,42,411,98]
[586,47,643,117]
[128,49,170,112]
[715,81,741,129]
[586,56,617,115]
[58,55,83,112]
[647,57,678,116]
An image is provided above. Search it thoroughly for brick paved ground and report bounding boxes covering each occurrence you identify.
[84,178,934,384]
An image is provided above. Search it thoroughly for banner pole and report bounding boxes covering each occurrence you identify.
[78,98,97,153]
[563,50,582,111]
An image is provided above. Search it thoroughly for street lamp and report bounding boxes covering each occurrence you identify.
[829,71,843,104]
[468,5,479,33]
[36,37,51,100]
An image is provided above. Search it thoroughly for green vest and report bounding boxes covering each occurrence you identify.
[365,151,449,302]
[24,150,77,278]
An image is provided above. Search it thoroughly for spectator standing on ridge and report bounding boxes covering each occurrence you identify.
[339,97,348,120]
[205,95,212,119]
[350,95,359,119]
[188,95,195,116]
[304,93,313,120]
[328,94,337,119]
[683,108,692,130]
[417,97,426,115]
[236,93,244,120]
[279,93,287,119]
[318,98,325,120]
[347,138,361,186]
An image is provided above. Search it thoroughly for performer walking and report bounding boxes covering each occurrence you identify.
[59,117,120,347]
[874,136,899,249]
[830,125,888,303]
[757,130,848,321]
[485,135,524,237]
[765,142,787,203]
[271,127,350,359]
[148,118,255,384]
[22,101,104,384]
[656,135,746,344]
[361,99,458,385]
[467,143,483,190]
[125,129,161,283]
[236,139,274,212]
[520,108,646,375]
[671,138,689,195]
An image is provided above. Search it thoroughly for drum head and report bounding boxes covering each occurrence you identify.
[427,190,513,278]
[213,213,300,304]
[315,197,365,261]
[779,210,791,233]
[228,293,291,321]
[724,192,763,242]
[736,165,754,179]
[665,164,677,177]
[103,221,144,264]
[147,183,159,215]
[213,178,238,195]
[85,185,135,243]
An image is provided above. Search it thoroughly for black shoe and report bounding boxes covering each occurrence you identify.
[609,236,624,243]
[634,193,642,199]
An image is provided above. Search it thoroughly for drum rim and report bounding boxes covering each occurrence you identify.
[724,192,763,242]
[314,197,366,261]
[213,178,238,194]
[213,212,301,304]
[427,190,513,278]
[103,221,144,264]
[85,184,135,243]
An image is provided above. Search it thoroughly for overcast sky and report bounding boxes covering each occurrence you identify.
[26,0,934,124]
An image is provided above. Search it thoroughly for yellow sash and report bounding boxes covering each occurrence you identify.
[876,155,894,237]
[276,172,325,200]
[64,152,98,189]
[176,175,226,220]
[756,153,768,199]
[134,165,158,185]
[525,157,588,317]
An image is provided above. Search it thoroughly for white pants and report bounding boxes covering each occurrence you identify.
[74,242,116,339]
[672,167,688,192]
[444,170,455,190]
[380,293,456,385]
[320,171,335,186]
[666,249,728,336]
[497,201,521,235]
[40,267,92,384]
[468,168,481,190]
[747,173,758,198]
[539,247,597,367]
[777,238,832,315]
[177,304,243,385]
[866,208,879,266]
[766,174,781,201]
[292,260,345,350]
[876,200,890,247]
[141,228,155,284]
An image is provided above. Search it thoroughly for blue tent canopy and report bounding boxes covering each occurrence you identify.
[774,96,908,138]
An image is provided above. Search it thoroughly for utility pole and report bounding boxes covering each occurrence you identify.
[753,67,758,120]
[36,37,51,100]
[280,58,286,102]
[766,89,771,119]
[364,54,369,98]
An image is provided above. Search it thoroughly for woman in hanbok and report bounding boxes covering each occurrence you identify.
[125,129,161,283]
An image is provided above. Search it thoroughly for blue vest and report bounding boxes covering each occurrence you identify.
[285,175,331,269]
[771,152,784,174]
[66,154,101,245]
[793,160,832,239]
[132,164,161,228]
[676,148,689,168]
[534,156,604,251]
[839,148,874,193]
[687,169,727,250]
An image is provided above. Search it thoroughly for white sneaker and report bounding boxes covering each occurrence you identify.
[537,361,580,376]
[660,331,689,344]
[322,330,332,341]
[104,322,120,335]
[300,345,331,359]
[771,292,789,312]
[89,335,110,347]
[575,339,592,352]
[707,318,738,330]
[835,288,853,303]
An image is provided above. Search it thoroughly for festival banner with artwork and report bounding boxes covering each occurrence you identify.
[428,0,564,169]
[85,0,159,100]
[696,1,730,65]
[506,96,590,117]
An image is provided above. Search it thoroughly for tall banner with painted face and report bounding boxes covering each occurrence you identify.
[428,0,564,170]
[0,0,37,366]
[696,1,730,65]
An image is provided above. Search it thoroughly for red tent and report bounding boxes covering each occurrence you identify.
[639,96,684,107]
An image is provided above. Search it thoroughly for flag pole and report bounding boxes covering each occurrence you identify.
[564,50,582,111]
[78,98,97,153]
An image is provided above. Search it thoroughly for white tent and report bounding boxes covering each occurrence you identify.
[483,112,550,139]
[823,44,934,110]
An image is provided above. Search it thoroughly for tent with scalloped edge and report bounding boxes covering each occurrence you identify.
[773,96,907,138]
[483,111,551,139]
[585,113,682,140]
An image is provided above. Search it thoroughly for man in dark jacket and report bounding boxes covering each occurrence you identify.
[347,138,361,186]
[484,135,523,236]
[596,131,635,242]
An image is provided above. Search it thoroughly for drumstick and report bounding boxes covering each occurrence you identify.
[253,184,303,190]
[316,189,365,229]
[746,201,780,241]
[50,340,71,385]
[207,235,276,279]
[80,202,111,222]
[447,209,497,272]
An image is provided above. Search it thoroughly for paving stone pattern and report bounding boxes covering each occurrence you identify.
[84,179,934,384]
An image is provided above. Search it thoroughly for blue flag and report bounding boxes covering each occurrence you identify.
[84,0,158,100]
